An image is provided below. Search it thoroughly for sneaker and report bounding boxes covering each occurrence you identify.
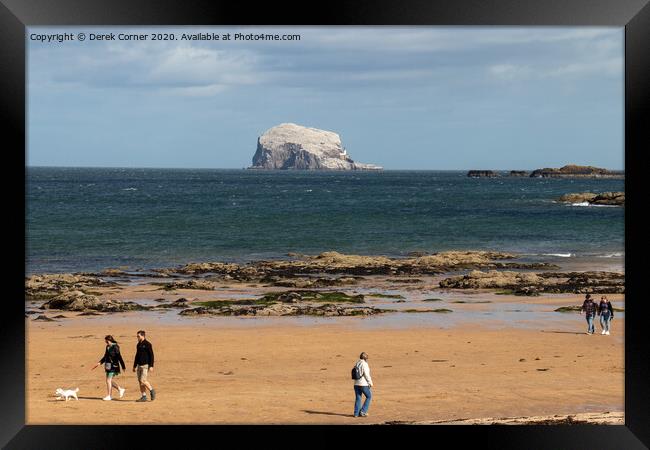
[118,387,126,398]
[136,396,147,402]
[360,412,369,417]
[150,389,156,401]
[102,396,112,401]
[606,331,610,335]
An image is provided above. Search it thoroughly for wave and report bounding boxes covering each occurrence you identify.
[122,187,138,191]
[568,202,620,208]
[597,253,624,258]
[542,253,573,258]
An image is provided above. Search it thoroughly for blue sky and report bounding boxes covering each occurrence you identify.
[27,26,624,170]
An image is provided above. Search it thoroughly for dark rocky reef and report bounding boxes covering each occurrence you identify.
[25,273,115,300]
[467,170,500,178]
[530,165,623,179]
[40,290,150,312]
[439,270,624,295]
[508,170,528,177]
[162,251,558,280]
[558,192,624,206]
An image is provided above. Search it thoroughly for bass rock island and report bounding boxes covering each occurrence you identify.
[249,123,382,170]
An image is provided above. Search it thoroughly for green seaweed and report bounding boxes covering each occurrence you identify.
[366,293,405,299]
[403,308,452,313]
[194,299,273,308]
[422,298,443,302]
[554,306,581,312]
[260,291,365,303]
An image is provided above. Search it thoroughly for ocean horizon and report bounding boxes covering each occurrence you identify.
[26,167,624,274]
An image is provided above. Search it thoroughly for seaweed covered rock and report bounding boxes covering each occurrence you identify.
[439,270,624,294]
[42,290,149,312]
[25,273,113,300]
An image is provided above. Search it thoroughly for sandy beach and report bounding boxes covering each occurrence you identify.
[25,250,625,425]
[27,301,624,424]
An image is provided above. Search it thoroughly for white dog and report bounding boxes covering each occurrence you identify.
[55,387,79,401]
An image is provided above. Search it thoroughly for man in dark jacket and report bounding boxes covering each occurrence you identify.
[580,294,598,334]
[133,330,156,402]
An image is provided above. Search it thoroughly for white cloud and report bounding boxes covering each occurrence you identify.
[488,63,533,81]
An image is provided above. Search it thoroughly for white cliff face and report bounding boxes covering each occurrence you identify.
[250,123,382,170]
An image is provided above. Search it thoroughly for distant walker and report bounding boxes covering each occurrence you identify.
[352,352,373,417]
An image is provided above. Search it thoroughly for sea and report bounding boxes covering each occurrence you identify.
[26,167,625,274]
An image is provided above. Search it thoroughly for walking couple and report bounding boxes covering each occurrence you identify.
[581,294,615,335]
[91,330,156,402]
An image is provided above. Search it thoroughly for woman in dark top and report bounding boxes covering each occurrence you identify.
[598,296,614,335]
[91,335,127,401]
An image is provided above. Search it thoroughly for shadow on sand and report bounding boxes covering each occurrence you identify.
[541,330,589,335]
[48,396,136,402]
[302,410,353,418]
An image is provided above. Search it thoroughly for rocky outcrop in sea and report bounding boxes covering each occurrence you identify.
[157,251,558,279]
[558,192,624,206]
[249,123,382,170]
[438,270,624,295]
[508,170,528,177]
[467,170,499,177]
[530,165,623,178]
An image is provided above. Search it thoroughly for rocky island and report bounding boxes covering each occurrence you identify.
[558,191,624,206]
[249,123,382,170]
[467,170,500,178]
[529,165,623,178]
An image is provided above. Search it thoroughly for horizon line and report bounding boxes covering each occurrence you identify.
[25,165,625,171]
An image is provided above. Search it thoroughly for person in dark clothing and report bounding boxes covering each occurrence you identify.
[598,295,615,335]
[91,335,127,401]
[580,294,598,334]
[133,330,156,402]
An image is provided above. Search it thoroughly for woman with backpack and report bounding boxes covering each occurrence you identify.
[91,335,127,401]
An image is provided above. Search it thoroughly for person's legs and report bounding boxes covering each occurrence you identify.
[105,375,113,398]
[137,366,146,396]
[599,314,606,333]
[603,312,611,333]
[137,365,154,399]
[586,314,595,333]
[360,386,372,415]
[354,386,363,416]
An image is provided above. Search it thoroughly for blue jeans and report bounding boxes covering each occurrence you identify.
[600,312,611,332]
[354,385,372,416]
[586,314,595,333]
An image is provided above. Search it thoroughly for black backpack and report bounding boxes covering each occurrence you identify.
[351,364,362,380]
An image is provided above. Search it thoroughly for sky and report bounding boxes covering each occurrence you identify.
[27,26,624,170]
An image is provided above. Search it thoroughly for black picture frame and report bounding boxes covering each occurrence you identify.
[2,0,648,448]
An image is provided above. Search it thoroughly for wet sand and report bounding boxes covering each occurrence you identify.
[27,313,624,424]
